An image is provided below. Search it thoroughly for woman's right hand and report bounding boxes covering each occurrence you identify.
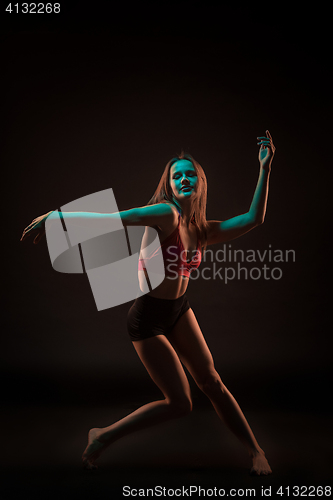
[20,211,54,244]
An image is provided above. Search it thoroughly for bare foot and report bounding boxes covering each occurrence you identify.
[250,450,272,476]
[82,428,110,470]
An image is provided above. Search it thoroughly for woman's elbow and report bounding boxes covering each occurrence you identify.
[250,214,264,227]
[247,211,264,228]
[256,216,265,226]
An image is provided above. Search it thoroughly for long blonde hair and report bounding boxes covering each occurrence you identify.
[147,152,209,253]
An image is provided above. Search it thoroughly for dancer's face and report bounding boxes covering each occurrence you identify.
[169,160,198,201]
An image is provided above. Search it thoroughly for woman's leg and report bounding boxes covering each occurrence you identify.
[82,334,192,469]
[167,308,272,475]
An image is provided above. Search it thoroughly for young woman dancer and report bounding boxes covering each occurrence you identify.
[20,130,275,475]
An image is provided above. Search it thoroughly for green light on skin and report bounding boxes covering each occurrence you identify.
[170,160,198,197]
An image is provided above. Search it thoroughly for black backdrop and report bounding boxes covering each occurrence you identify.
[2,2,332,498]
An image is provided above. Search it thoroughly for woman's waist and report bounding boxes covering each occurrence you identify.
[139,258,200,278]
[139,273,189,300]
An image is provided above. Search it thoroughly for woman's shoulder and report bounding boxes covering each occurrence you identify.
[158,201,180,218]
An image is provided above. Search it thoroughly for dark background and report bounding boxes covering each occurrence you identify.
[2,2,332,498]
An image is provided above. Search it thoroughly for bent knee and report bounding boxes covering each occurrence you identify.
[199,371,226,396]
[167,397,192,417]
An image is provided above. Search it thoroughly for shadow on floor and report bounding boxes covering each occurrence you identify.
[1,405,331,500]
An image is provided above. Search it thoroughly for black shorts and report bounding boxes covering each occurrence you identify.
[127,293,191,341]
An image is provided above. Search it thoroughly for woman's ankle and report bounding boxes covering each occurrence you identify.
[249,446,264,458]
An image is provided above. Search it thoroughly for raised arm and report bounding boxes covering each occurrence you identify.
[20,203,177,244]
[206,130,275,246]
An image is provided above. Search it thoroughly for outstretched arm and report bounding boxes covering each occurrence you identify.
[20,203,177,244]
[206,130,275,246]
[50,203,176,228]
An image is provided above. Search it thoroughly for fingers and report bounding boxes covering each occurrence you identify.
[33,229,45,244]
[257,131,275,151]
[22,221,36,234]
[257,139,271,149]
[257,137,272,143]
[20,216,44,242]
[21,232,32,242]
[20,232,28,242]
[20,226,39,242]
[257,130,273,141]
[33,232,41,244]
[20,227,31,241]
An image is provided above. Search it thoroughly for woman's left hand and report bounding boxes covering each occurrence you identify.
[257,130,276,171]
[20,211,54,244]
